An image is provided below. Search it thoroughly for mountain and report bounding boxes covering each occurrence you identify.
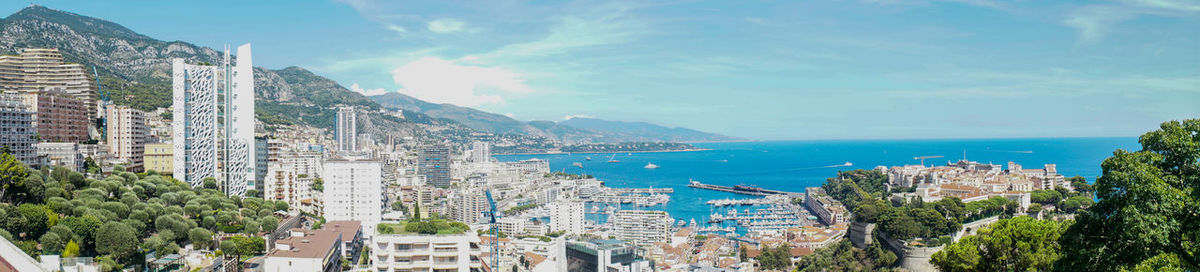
[369,92,600,143]
[0,5,460,140]
[0,5,739,144]
[371,92,742,143]
[559,117,744,143]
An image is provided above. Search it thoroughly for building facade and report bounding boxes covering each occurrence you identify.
[368,231,484,272]
[610,210,671,247]
[22,90,88,143]
[322,159,383,237]
[143,143,173,175]
[0,94,37,165]
[35,142,81,171]
[105,105,146,172]
[0,48,96,122]
[171,43,256,197]
[550,200,586,235]
[471,141,489,163]
[335,107,356,152]
[418,145,451,188]
[563,239,652,272]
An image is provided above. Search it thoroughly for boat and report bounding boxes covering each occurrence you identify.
[585,156,592,161]
[842,161,853,167]
[573,162,583,168]
[644,162,660,169]
[606,153,620,163]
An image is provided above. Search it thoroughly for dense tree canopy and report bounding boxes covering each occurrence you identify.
[1056,119,1200,271]
[931,216,1068,271]
[794,240,896,272]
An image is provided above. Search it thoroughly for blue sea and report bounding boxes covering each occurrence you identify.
[496,138,1139,227]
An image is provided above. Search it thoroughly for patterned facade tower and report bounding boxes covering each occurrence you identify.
[172,43,256,197]
[224,44,256,197]
[172,59,218,188]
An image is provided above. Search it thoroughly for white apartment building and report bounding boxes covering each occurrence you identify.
[549,200,585,235]
[106,104,146,172]
[323,159,383,237]
[265,162,317,214]
[171,44,255,197]
[449,190,488,224]
[369,230,484,272]
[35,142,82,171]
[470,141,489,163]
[0,48,97,121]
[610,210,671,247]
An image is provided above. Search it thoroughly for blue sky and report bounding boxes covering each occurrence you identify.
[5,0,1198,140]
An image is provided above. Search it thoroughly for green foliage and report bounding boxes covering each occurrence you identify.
[0,153,30,203]
[1066,176,1093,194]
[506,203,538,214]
[188,228,213,249]
[1030,189,1063,205]
[795,240,896,271]
[1057,119,1200,271]
[312,178,323,192]
[1058,196,1093,213]
[932,216,1068,271]
[755,244,793,270]
[95,221,138,261]
[99,76,170,112]
[62,240,80,257]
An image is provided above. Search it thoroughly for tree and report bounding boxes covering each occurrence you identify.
[1057,119,1200,270]
[39,232,64,253]
[260,216,279,233]
[219,239,238,256]
[58,215,102,250]
[188,228,214,249]
[312,178,323,192]
[62,240,80,257]
[0,153,29,203]
[202,177,217,189]
[931,216,1068,271]
[95,221,139,262]
[756,244,793,270]
[1027,203,1043,217]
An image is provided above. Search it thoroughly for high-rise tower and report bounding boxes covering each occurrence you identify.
[172,43,256,197]
[336,107,357,152]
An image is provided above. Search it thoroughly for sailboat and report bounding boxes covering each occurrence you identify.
[644,162,660,169]
[573,162,584,168]
[606,153,620,163]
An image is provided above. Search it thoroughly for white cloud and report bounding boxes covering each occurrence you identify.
[390,57,534,107]
[562,114,594,120]
[427,19,467,33]
[386,24,407,33]
[349,83,389,96]
[1064,5,1133,44]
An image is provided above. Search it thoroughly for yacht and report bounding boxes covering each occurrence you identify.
[585,156,592,161]
[644,162,660,169]
[573,162,583,168]
[606,153,620,163]
[842,161,853,167]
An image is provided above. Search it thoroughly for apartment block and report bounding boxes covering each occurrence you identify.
[0,48,96,121]
[550,200,586,235]
[35,142,82,171]
[143,143,172,175]
[368,231,484,272]
[21,90,88,142]
[105,104,146,172]
[263,229,343,272]
[610,210,671,247]
[322,159,383,237]
[418,145,450,188]
[0,94,37,165]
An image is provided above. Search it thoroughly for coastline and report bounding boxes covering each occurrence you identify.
[495,148,712,156]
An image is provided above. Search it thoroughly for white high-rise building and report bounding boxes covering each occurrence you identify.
[105,105,147,172]
[322,159,383,237]
[610,210,671,247]
[336,107,356,152]
[171,43,256,197]
[471,141,490,163]
[550,201,585,235]
[369,231,484,271]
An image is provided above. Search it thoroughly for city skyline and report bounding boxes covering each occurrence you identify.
[1,1,1196,141]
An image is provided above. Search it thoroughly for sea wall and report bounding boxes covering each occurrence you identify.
[878,231,943,272]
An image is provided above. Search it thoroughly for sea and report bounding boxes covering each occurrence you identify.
[496,138,1139,230]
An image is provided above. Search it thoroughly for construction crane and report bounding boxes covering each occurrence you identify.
[482,190,499,272]
[92,66,111,139]
[913,155,943,166]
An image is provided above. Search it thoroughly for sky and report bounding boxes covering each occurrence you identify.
[4,0,1198,140]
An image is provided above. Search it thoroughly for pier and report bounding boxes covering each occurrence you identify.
[687,180,796,196]
[609,187,674,194]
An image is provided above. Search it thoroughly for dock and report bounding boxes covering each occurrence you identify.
[686,180,795,196]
